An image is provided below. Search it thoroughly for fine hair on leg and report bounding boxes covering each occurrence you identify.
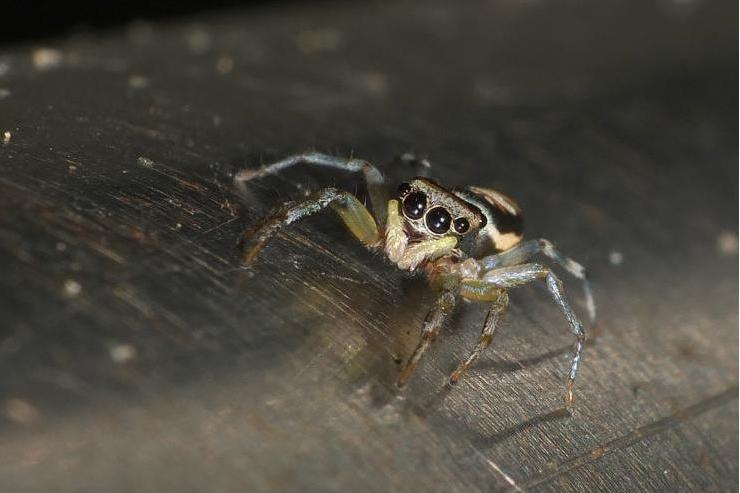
[449,291,509,384]
[397,290,457,387]
[235,152,390,225]
[480,263,585,405]
[240,187,380,266]
[479,238,595,323]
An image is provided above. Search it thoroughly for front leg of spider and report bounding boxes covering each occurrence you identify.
[237,152,595,407]
[239,187,381,266]
[397,290,456,387]
[449,291,509,385]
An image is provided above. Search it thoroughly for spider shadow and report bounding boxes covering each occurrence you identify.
[471,406,573,450]
[399,310,606,420]
[395,378,573,450]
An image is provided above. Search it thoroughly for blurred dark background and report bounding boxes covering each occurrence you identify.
[0,1,737,492]
[3,0,282,43]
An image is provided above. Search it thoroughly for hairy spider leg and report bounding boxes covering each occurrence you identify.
[234,152,389,225]
[449,291,509,384]
[478,239,595,323]
[240,188,380,266]
[397,290,456,387]
[480,263,585,406]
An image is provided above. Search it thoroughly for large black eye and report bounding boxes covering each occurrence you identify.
[425,207,451,234]
[398,182,412,196]
[402,192,426,219]
[453,217,470,234]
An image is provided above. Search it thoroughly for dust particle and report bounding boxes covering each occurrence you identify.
[32,48,63,70]
[63,279,82,298]
[216,56,234,74]
[0,88,10,99]
[186,28,211,53]
[110,343,137,363]
[358,72,388,95]
[2,131,10,145]
[137,156,154,168]
[128,74,149,89]
[608,250,624,266]
[296,29,342,53]
[3,398,40,425]
[716,230,738,255]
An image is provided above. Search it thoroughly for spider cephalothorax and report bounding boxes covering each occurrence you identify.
[398,178,488,239]
[236,152,595,406]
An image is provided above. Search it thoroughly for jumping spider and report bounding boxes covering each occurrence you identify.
[236,153,595,405]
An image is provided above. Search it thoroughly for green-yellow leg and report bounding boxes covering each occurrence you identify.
[240,187,380,266]
[234,152,389,225]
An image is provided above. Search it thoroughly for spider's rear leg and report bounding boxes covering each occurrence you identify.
[479,239,596,324]
[480,263,586,406]
[240,187,380,266]
[397,290,456,387]
[397,152,432,178]
[235,152,390,225]
[449,290,509,385]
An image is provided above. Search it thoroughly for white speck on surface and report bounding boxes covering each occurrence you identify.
[175,223,182,230]
[0,61,10,77]
[216,56,234,74]
[2,131,10,145]
[357,72,388,96]
[474,78,515,106]
[110,343,137,363]
[63,279,82,298]
[0,88,10,99]
[186,28,211,53]
[3,398,40,425]
[56,242,67,251]
[296,29,342,53]
[32,48,63,70]
[128,74,149,89]
[716,231,738,255]
[609,250,624,266]
[137,156,154,168]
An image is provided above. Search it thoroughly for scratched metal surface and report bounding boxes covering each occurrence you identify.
[0,1,737,492]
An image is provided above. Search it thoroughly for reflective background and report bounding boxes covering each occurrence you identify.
[0,1,737,491]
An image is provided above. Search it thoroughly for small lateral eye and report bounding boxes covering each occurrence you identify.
[402,191,426,219]
[425,207,451,234]
[398,182,412,196]
[478,213,487,229]
[453,217,470,234]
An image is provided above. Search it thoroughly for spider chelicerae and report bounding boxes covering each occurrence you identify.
[235,152,595,405]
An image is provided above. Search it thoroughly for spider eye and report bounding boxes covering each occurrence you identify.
[397,182,412,196]
[402,192,426,219]
[425,207,451,234]
[453,217,470,234]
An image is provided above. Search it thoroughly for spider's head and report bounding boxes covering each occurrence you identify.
[396,178,487,242]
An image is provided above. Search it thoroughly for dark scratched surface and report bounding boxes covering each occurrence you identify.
[0,1,737,491]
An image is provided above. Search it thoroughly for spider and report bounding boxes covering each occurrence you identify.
[235,152,595,405]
